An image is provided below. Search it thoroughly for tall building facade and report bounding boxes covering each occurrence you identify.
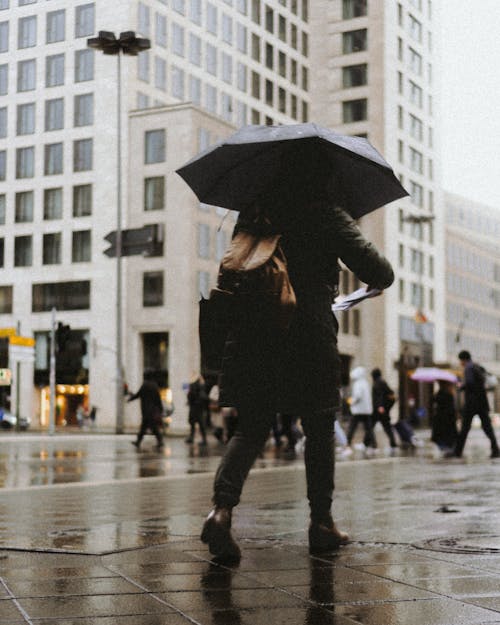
[445,192,500,410]
[0,0,313,430]
[309,0,445,416]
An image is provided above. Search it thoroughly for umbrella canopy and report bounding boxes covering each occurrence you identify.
[176,123,408,218]
[410,368,458,383]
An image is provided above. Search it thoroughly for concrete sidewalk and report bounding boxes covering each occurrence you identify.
[1,429,500,624]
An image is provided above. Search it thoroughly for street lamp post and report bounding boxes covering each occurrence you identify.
[87,32,150,434]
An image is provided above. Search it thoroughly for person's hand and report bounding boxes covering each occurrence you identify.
[377,406,385,414]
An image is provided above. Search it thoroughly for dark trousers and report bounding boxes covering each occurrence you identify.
[455,409,499,456]
[136,417,163,446]
[188,409,207,442]
[347,413,374,447]
[213,404,335,523]
[372,410,397,448]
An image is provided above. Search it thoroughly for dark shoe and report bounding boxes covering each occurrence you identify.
[309,518,349,554]
[201,507,241,563]
[185,437,193,444]
[131,441,140,449]
[491,449,500,459]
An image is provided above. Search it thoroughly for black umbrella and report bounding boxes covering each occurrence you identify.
[176,122,408,219]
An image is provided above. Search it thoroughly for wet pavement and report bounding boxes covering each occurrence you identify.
[1,427,500,624]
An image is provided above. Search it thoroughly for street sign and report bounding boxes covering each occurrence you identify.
[103,224,164,257]
[8,336,35,363]
[0,328,16,337]
[0,368,11,385]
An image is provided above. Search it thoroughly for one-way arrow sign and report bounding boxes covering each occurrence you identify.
[104,224,164,257]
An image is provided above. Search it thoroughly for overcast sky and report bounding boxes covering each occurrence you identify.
[439,0,500,208]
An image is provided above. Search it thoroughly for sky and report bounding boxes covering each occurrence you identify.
[439,0,500,208]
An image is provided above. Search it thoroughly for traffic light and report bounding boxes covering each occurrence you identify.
[56,323,71,353]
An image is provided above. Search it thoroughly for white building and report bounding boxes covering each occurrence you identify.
[0,0,311,430]
[309,0,445,417]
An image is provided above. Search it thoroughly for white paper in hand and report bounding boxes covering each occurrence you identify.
[332,287,382,311]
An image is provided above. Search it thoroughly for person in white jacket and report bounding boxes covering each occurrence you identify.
[346,366,375,451]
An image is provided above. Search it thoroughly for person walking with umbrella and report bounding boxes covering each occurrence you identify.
[177,125,403,563]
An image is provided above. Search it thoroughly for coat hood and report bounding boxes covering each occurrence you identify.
[350,366,367,381]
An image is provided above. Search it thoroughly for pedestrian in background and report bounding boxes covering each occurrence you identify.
[128,372,164,450]
[200,175,394,562]
[346,366,375,453]
[431,380,457,453]
[186,374,208,446]
[371,368,398,451]
[451,350,499,458]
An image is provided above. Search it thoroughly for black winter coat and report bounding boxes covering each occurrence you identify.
[128,380,163,422]
[219,203,394,415]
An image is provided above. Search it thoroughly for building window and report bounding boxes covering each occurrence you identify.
[251,33,260,62]
[206,43,217,74]
[17,59,36,92]
[44,188,63,220]
[207,2,217,33]
[0,286,13,315]
[144,176,165,210]
[75,3,95,38]
[342,29,367,54]
[198,270,210,298]
[399,279,405,303]
[189,33,201,65]
[44,143,63,175]
[409,147,423,174]
[145,129,165,164]
[0,64,7,95]
[251,70,260,98]
[73,184,92,216]
[75,49,94,82]
[409,80,423,108]
[189,75,201,104]
[191,0,202,23]
[222,13,233,43]
[265,79,273,106]
[46,53,65,87]
[342,63,367,87]
[43,232,62,265]
[73,93,93,127]
[237,62,247,91]
[17,102,35,135]
[72,230,91,262]
[198,223,210,258]
[222,52,232,83]
[16,146,35,178]
[143,271,164,307]
[0,195,5,224]
[73,138,93,172]
[410,282,423,308]
[409,113,423,141]
[0,150,5,181]
[408,14,422,42]
[206,84,217,113]
[156,13,167,47]
[342,0,367,19]
[408,47,422,75]
[342,98,367,123]
[32,281,91,312]
[18,15,37,49]
[47,9,65,43]
[0,239,4,268]
[154,57,167,91]
[137,51,150,82]
[171,65,184,98]
[45,98,64,131]
[410,180,423,208]
[172,22,185,56]
[15,191,34,222]
[0,21,8,53]
[15,235,33,267]
[290,23,297,49]
[236,23,246,52]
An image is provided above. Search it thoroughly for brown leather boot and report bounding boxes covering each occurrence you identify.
[201,507,241,563]
[308,517,349,554]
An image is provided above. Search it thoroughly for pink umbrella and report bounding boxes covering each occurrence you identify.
[410,367,458,383]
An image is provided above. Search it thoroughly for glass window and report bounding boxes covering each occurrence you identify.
[44,142,63,175]
[237,62,246,91]
[138,2,150,35]
[251,0,260,24]
[265,79,273,106]
[144,176,165,210]
[278,15,286,42]
[409,146,423,174]
[190,0,202,24]
[17,59,36,92]
[265,43,273,70]
[251,70,260,98]
[19,0,37,5]
[207,2,217,34]
[137,92,150,109]
[155,56,167,90]
[47,9,65,43]
[222,52,232,83]
[72,230,91,262]
[73,138,93,171]
[73,184,92,216]
[278,51,286,77]
[198,223,210,258]
[16,146,35,178]
[44,187,63,220]
[15,235,32,267]
[0,286,13,314]
[189,34,201,65]
[291,23,297,48]
[408,14,422,42]
[206,84,217,113]
[222,13,232,43]
[409,80,423,107]
[342,98,367,122]
[18,15,37,49]
[45,97,64,131]
[0,194,5,224]
[342,0,367,19]
[222,92,232,121]
[0,21,8,53]
[75,3,95,38]
[291,59,297,83]
[43,232,62,265]
[237,0,247,13]
[0,1,8,10]
[342,63,367,87]
[156,13,167,47]
[15,191,33,222]
[75,49,94,82]
[0,106,6,138]
[0,64,7,95]
[173,0,185,14]
[236,23,246,52]
[265,5,273,32]
[171,66,184,98]
[251,33,260,61]
[143,271,164,307]
[408,47,422,75]
[410,180,423,208]
[206,43,217,75]
[145,129,165,164]
[409,113,423,141]
[46,54,64,87]
[342,29,367,54]
[0,150,5,180]
[74,93,93,126]
[0,239,4,268]
[137,50,150,82]
[172,22,184,56]
[32,281,91,312]
[189,75,201,104]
